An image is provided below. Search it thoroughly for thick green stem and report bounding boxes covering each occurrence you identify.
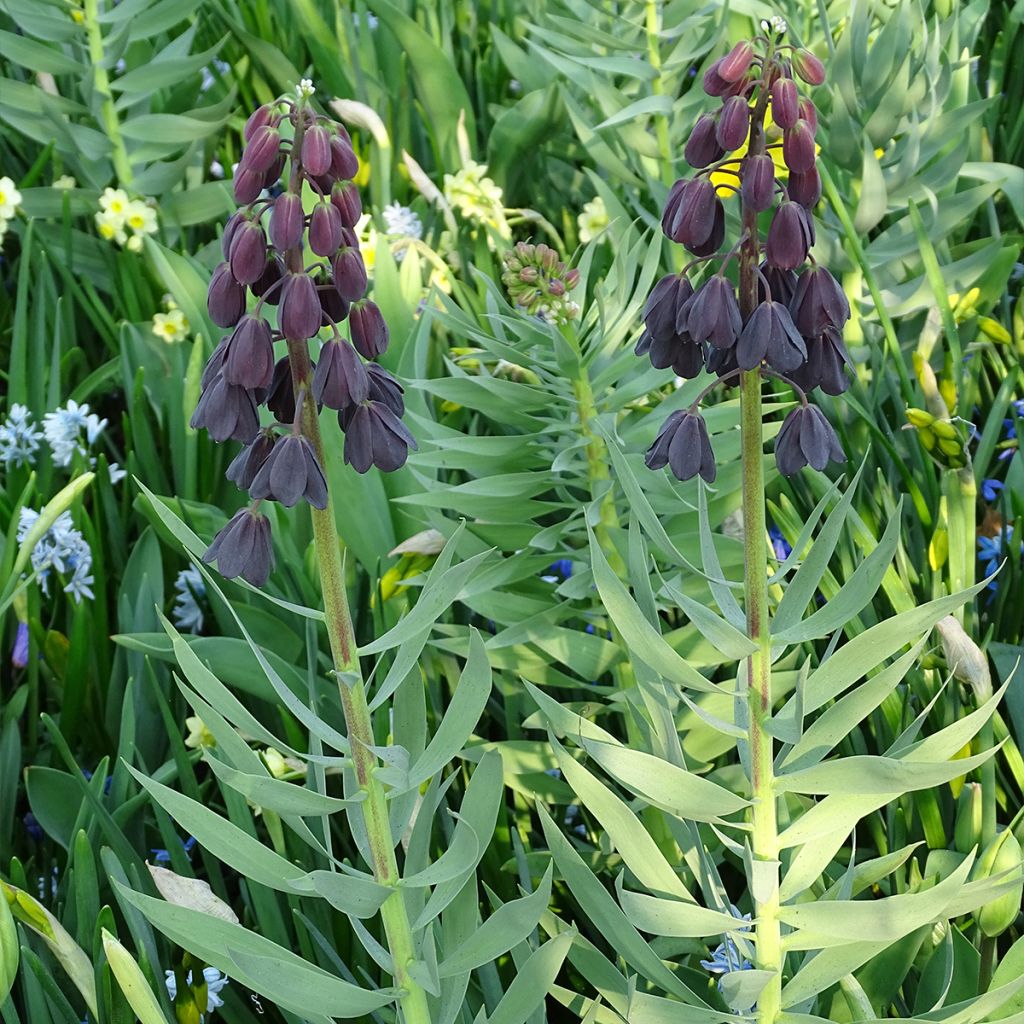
[644,1,675,186]
[83,0,133,186]
[739,78,782,1024]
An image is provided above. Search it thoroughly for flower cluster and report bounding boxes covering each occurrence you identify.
[501,241,581,324]
[17,508,94,603]
[165,965,229,1019]
[94,188,158,252]
[443,160,504,226]
[637,32,847,482]
[193,87,416,588]
[152,295,190,344]
[0,404,42,467]
[577,195,609,244]
[0,175,21,243]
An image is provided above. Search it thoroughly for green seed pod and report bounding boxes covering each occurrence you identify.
[973,829,1024,938]
[953,782,983,854]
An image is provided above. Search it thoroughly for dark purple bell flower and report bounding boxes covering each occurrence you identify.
[244,104,273,141]
[366,363,405,415]
[250,434,328,509]
[191,373,259,443]
[688,200,725,257]
[775,404,846,476]
[266,356,298,423]
[771,78,799,129]
[340,401,417,473]
[643,274,694,341]
[687,276,742,350]
[319,280,350,325]
[789,266,850,336]
[309,201,343,257]
[313,339,369,409]
[331,180,362,227]
[224,315,275,390]
[703,58,732,96]
[684,114,725,169]
[349,300,389,359]
[228,221,267,286]
[758,263,798,305]
[330,135,360,180]
[226,430,276,490]
[717,96,750,151]
[765,201,813,270]
[262,152,286,191]
[207,262,247,328]
[301,124,332,177]
[798,98,818,135]
[202,337,228,390]
[203,507,274,587]
[706,342,739,381]
[251,256,284,303]
[280,272,322,341]
[240,125,282,175]
[332,246,368,302]
[741,154,775,212]
[736,299,807,372]
[662,179,718,251]
[269,192,305,252]
[789,326,851,396]
[645,409,716,482]
[644,331,706,379]
[221,210,245,259]
[788,167,821,209]
[782,120,816,174]
[233,167,264,205]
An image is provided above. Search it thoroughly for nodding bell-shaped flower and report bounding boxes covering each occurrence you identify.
[684,114,725,169]
[703,57,746,98]
[224,315,275,391]
[645,409,716,483]
[349,300,389,360]
[366,363,406,415]
[330,180,362,227]
[789,326,851,396]
[233,166,264,205]
[774,404,846,476]
[340,401,417,474]
[301,124,332,177]
[736,299,807,372]
[280,272,322,340]
[309,201,343,257]
[758,263,798,306]
[741,154,775,212]
[226,430,276,490]
[203,507,274,587]
[269,192,305,251]
[687,276,742,350]
[266,356,299,423]
[329,134,360,180]
[249,434,329,509]
[662,179,723,255]
[788,167,821,208]
[716,95,751,151]
[190,374,259,444]
[789,266,850,336]
[313,339,369,409]
[251,256,284,303]
[228,221,268,286]
[207,263,247,328]
[332,245,368,302]
[771,78,799,129]
[240,124,282,175]
[718,41,755,82]
[765,201,813,270]
[782,120,816,174]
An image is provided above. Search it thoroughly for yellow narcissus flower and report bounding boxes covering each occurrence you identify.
[124,199,157,236]
[577,196,608,243]
[152,309,190,344]
[99,187,130,217]
[95,209,127,245]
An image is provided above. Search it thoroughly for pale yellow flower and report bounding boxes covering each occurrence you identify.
[99,187,130,217]
[577,196,608,243]
[125,234,143,253]
[124,199,157,235]
[354,213,378,272]
[184,716,215,749]
[52,175,76,190]
[152,309,189,344]
[443,160,504,224]
[0,176,22,219]
[95,209,127,245]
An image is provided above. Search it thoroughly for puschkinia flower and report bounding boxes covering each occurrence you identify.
[165,964,229,1015]
[381,202,423,240]
[172,567,206,633]
[42,400,107,467]
[0,404,43,467]
[17,508,95,602]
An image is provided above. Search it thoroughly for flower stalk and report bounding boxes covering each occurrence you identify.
[82,0,133,187]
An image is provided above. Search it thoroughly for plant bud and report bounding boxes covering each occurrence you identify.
[936,615,993,700]
[765,201,813,270]
[774,404,846,476]
[792,48,826,86]
[350,299,389,359]
[233,167,264,205]
[224,315,274,390]
[244,104,274,141]
[340,400,417,473]
[684,114,724,169]
[973,829,1024,937]
[301,124,332,177]
[280,272,322,341]
[717,95,750,151]
[226,430,276,490]
[250,434,328,509]
[309,201,343,256]
[263,151,286,190]
[645,409,716,483]
[783,120,817,174]
[203,507,274,586]
[519,266,539,284]
[954,783,984,854]
[741,154,775,212]
[240,125,282,175]
[207,262,246,328]
[788,167,821,208]
[269,192,305,252]
[798,98,818,135]
[329,135,360,180]
[703,58,732,96]
[564,269,580,289]
[330,180,362,227]
[313,339,369,409]
[332,246,368,302]
[771,78,799,129]
[228,220,267,286]
[221,210,245,259]
[718,41,754,82]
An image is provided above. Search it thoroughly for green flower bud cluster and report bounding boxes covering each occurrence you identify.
[501,241,581,325]
[905,407,969,469]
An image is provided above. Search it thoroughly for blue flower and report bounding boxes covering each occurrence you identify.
[542,559,573,583]
[979,528,1016,590]
[151,834,197,864]
[11,621,28,668]
[768,524,792,561]
[982,479,1004,502]
[23,812,43,842]
[701,907,754,1009]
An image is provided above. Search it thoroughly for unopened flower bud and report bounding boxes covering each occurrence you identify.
[645,409,716,483]
[266,356,298,423]
[788,167,821,208]
[350,299,389,359]
[717,95,751,151]
[207,262,247,328]
[301,124,332,177]
[972,829,1024,937]
[309,201,343,256]
[251,256,284,303]
[330,180,362,227]
[519,266,539,284]
[240,125,282,175]
[684,113,724,169]
[233,167,264,205]
[765,201,813,270]
[280,272,322,340]
[564,269,580,289]
[221,210,245,259]
[718,41,754,83]
[332,246,368,303]
[771,78,799,130]
[244,104,274,141]
[269,192,305,252]
[228,220,267,286]
[203,507,274,587]
[329,134,359,180]
[798,98,818,135]
[741,154,775,212]
[662,178,719,252]
[783,120,817,174]
[319,280,350,325]
[792,48,826,86]
[703,58,732,97]
[954,783,984,855]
